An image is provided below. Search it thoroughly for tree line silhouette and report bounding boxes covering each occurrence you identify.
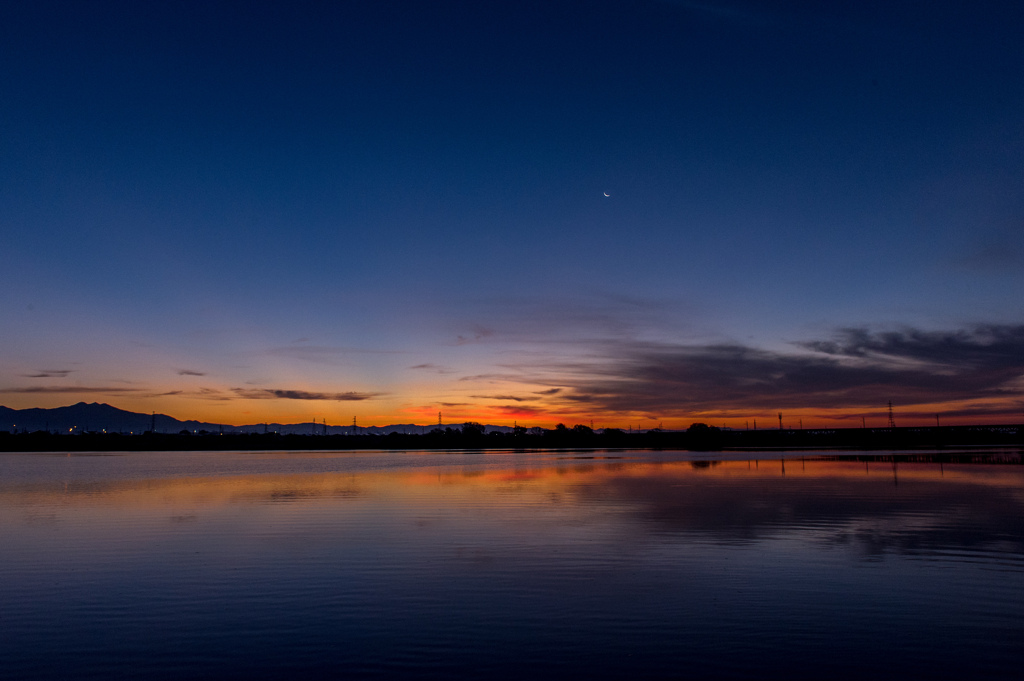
[1,420,1021,452]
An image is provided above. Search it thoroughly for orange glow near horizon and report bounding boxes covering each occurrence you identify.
[2,380,1021,430]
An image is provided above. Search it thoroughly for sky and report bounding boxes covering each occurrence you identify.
[2,0,1023,428]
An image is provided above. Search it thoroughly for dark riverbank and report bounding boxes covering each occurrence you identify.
[2,423,1021,452]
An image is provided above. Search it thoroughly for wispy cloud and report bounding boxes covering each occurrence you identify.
[267,345,402,364]
[959,235,1024,271]
[176,369,206,376]
[491,405,545,417]
[21,369,74,378]
[454,325,495,346]
[470,394,534,402]
[457,373,522,383]
[459,292,694,342]
[409,363,458,374]
[231,388,383,401]
[1,386,145,394]
[152,388,234,401]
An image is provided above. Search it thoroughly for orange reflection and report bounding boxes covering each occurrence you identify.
[1,455,1021,513]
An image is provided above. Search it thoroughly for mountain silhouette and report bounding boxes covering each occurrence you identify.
[0,402,514,435]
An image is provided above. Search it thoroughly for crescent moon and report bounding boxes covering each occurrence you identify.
[603,192,610,197]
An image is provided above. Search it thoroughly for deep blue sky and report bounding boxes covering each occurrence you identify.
[2,0,1023,427]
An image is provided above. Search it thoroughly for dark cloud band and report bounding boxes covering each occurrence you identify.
[543,325,1024,415]
[231,388,382,401]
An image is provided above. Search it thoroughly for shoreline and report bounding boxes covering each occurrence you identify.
[2,423,1021,453]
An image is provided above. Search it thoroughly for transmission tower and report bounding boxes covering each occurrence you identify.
[887,401,896,429]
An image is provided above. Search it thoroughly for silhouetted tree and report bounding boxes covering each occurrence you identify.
[462,422,485,437]
[686,422,723,450]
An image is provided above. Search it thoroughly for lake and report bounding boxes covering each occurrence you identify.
[1,448,1021,680]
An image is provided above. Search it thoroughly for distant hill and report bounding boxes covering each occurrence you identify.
[0,402,514,435]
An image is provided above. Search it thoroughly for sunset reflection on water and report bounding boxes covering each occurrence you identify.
[1,449,1022,680]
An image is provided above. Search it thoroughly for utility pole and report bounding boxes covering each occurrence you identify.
[778,413,783,430]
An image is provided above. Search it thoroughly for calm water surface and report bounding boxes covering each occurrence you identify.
[1,448,1022,680]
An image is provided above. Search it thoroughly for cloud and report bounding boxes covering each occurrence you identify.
[961,242,1022,270]
[268,345,401,364]
[454,325,496,346]
[176,369,206,376]
[457,373,520,383]
[797,325,1024,372]
[409,363,457,374]
[231,388,383,401]
[958,230,1024,272]
[535,388,562,395]
[531,325,1024,415]
[21,369,74,378]
[1,386,145,394]
[471,395,534,402]
[181,388,236,401]
[491,405,546,417]
[460,292,693,342]
[854,401,1024,421]
[147,388,234,401]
